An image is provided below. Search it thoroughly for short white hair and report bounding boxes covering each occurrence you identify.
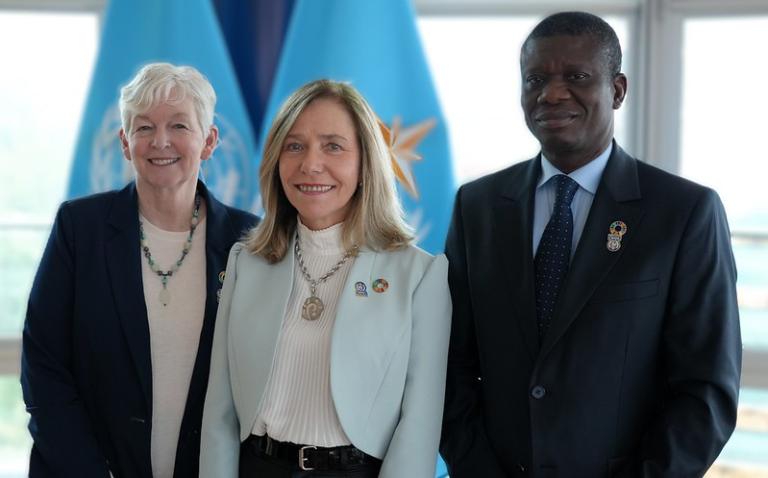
[119,62,216,134]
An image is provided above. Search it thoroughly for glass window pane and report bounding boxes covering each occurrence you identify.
[680,17,768,353]
[711,387,768,474]
[418,15,630,184]
[0,229,50,338]
[0,11,97,221]
[680,17,768,231]
[734,242,768,351]
[0,375,30,478]
[0,11,98,339]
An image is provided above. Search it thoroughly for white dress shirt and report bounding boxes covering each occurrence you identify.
[532,144,612,259]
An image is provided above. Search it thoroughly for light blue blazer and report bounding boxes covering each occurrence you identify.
[200,239,452,478]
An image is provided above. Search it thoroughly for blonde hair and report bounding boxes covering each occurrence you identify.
[246,79,413,263]
[119,62,216,135]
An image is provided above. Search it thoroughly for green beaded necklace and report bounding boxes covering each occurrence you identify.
[139,193,201,307]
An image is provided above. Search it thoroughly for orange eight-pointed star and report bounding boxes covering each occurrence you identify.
[378,116,436,199]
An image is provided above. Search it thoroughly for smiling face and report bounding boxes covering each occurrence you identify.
[278,97,361,230]
[119,96,217,195]
[521,34,626,172]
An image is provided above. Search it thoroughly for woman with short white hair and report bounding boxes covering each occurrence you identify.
[22,62,257,478]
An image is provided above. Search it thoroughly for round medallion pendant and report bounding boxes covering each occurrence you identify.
[302,296,325,321]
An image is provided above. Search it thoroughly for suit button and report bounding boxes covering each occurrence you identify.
[531,385,546,399]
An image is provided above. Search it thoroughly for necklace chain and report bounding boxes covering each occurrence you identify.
[294,232,358,320]
[139,193,201,306]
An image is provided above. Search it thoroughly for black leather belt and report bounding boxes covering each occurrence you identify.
[245,434,381,471]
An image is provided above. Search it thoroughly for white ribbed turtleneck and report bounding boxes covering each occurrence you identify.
[251,220,354,446]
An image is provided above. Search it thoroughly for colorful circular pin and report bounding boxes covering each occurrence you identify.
[218,271,226,283]
[372,278,389,293]
[355,281,368,297]
[609,221,627,237]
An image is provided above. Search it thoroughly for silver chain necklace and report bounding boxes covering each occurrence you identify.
[294,233,358,321]
[139,193,201,307]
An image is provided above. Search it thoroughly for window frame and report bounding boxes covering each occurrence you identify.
[0,0,102,11]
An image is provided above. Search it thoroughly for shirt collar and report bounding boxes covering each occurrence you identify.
[537,143,613,194]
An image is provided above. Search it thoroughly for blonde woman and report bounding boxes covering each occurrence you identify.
[200,79,451,477]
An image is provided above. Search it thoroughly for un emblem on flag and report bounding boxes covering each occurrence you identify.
[200,113,254,210]
[91,104,133,193]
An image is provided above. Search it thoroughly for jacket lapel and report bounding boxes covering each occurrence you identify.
[540,145,645,358]
[201,184,235,341]
[179,182,242,437]
[104,183,153,411]
[231,238,295,425]
[331,247,377,349]
[333,247,377,326]
[497,159,541,360]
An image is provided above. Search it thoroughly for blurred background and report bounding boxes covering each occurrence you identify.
[0,0,766,476]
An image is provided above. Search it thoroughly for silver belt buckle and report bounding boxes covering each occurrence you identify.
[299,445,317,471]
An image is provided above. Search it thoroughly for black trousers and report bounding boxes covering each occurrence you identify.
[239,439,382,478]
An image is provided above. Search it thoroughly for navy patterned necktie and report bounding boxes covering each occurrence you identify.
[535,174,579,340]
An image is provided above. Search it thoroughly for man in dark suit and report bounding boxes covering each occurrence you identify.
[440,11,741,477]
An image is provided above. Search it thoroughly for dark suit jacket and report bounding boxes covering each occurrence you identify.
[21,181,258,478]
[440,144,741,478]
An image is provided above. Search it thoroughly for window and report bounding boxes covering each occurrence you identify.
[0,10,98,477]
[680,15,768,353]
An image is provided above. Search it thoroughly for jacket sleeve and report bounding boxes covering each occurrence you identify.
[21,203,111,477]
[378,254,452,478]
[199,243,244,478]
[440,187,507,478]
[623,189,741,477]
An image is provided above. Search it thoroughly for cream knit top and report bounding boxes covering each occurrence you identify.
[139,214,206,478]
[251,220,354,446]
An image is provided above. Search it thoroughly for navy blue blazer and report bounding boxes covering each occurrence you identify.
[21,181,258,478]
[440,143,741,477]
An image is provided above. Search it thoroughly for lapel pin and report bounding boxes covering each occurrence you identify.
[372,278,389,293]
[609,221,627,237]
[607,237,621,252]
[606,221,628,252]
[355,281,368,297]
[216,271,227,302]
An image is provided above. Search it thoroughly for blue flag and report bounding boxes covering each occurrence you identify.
[213,0,296,142]
[68,0,258,211]
[262,0,455,256]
